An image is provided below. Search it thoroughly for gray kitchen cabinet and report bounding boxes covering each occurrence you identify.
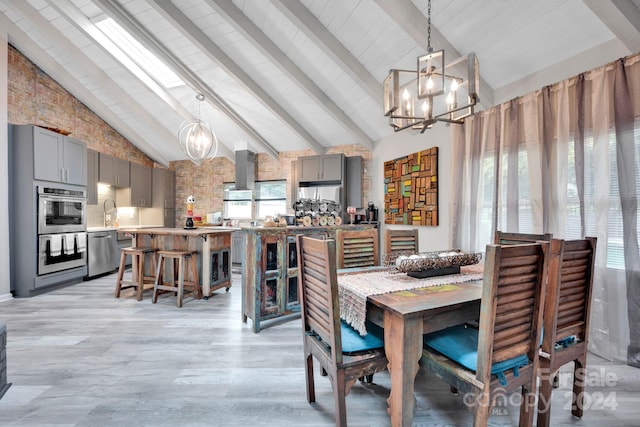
[86,149,98,205]
[152,168,176,226]
[163,208,176,227]
[117,162,152,207]
[8,125,87,297]
[130,162,152,207]
[99,153,130,187]
[299,153,344,182]
[31,126,87,185]
[152,168,175,209]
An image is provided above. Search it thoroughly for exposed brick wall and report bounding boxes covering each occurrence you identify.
[7,45,153,167]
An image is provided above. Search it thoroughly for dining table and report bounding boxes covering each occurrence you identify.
[337,265,484,427]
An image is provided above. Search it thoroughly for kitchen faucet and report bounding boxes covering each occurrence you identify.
[104,198,117,227]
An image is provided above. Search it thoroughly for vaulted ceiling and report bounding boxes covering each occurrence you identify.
[2,0,639,166]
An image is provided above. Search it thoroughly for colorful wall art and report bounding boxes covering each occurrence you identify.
[384,147,438,226]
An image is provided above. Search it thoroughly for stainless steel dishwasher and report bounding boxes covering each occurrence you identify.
[87,230,119,278]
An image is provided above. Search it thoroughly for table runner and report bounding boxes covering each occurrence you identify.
[338,264,484,335]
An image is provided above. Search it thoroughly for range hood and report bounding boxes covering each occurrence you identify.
[235,150,256,190]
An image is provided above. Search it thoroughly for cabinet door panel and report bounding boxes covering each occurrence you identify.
[299,156,321,181]
[33,128,62,182]
[163,208,175,227]
[321,154,343,181]
[87,149,98,204]
[125,163,152,207]
[115,158,130,187]
[64,137,87,185]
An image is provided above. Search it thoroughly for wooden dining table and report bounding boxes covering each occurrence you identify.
[338,267,483,427]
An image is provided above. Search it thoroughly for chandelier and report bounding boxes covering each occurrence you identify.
[383,0,479,132]
[178,93,218,165]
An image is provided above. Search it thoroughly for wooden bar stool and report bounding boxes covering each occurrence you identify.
[153,250,201,307]
[115,247,157,301]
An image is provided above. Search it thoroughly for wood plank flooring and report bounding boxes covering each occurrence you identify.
[0,272,639,426]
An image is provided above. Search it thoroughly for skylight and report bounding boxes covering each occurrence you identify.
[92,15,184,89]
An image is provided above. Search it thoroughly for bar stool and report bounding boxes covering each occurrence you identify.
[153,250,201,307]
[115,247,157,301]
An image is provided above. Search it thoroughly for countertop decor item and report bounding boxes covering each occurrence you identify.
[185,195,196,229]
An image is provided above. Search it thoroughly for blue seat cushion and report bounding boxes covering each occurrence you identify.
[341,320,384,354]
[424,325,530,386]
[555,335,577,350]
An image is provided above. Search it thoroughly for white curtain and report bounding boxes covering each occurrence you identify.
[450,53,640,363]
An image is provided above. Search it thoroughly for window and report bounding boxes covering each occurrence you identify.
[255,181,287,219]
[487,124,640,270]
[223,184,252,219]
[91,16,184,89]
[223,181,287,220]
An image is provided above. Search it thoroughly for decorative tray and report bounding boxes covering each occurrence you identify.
[391,250,482,278]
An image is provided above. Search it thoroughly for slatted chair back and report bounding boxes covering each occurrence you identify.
[481,243,547,375]
[422,242,549,427]
[384,228,419,258]
[335,228,379,268]
[494,230,552,245]
[537,237,597,426]
[296,235,387,427]
[297,235,342,362]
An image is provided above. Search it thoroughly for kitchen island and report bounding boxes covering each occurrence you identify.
[241,224,376,332]
[119,227,235,298]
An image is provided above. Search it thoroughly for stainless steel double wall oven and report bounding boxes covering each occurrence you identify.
[37,186,87,275]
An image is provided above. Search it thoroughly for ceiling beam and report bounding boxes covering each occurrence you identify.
[374,0,495,109]
[583,0,640,53]
[5,0,172,166]
[94,0,279,160]
[269,0,381,103]
[206,0,374,151]
[144,0,324,155]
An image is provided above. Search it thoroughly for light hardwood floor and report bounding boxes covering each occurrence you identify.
[1,272,639,426]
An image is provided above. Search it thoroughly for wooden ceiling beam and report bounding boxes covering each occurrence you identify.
[206,0,374,151]
[583,0,640,53]
[145,0,325,155]
[269,0,381,103]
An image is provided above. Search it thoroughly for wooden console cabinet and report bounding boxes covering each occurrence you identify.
[241,224,375,332]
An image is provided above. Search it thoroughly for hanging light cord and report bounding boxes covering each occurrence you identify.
[427,0,432,52]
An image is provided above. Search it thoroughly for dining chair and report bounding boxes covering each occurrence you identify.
[495,230,553,245]
[421,242,549,427]
[537,237,597,427]
[384,228,419,259]
[335,228,379,268]
[296,235,387,427]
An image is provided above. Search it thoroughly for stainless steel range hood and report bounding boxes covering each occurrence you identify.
[235,150,256,190]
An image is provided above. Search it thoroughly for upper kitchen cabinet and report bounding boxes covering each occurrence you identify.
[152,168,175,209]
[86,149,98,205]
[117,162,152,207]
[18,125,87,186]
[299,153,345,182]
[99,153,130,187]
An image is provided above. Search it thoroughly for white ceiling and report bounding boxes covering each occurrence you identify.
[1,0,639,166]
